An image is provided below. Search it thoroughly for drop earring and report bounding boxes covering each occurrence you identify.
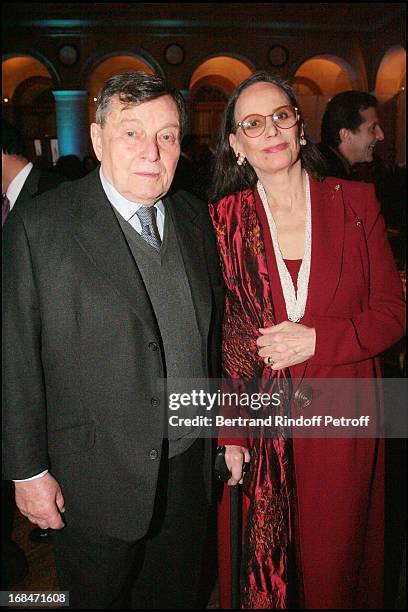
[236,152,246,166]
[299,126,307,146]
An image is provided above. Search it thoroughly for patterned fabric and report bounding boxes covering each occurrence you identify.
[209,189,297,609]
[135,205,161,250]
[2,194,10,227]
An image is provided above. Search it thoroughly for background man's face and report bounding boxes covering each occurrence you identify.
[346,106,385,165]
[91,94,181,205]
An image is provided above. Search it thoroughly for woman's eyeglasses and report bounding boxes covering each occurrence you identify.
[235,105,299,138]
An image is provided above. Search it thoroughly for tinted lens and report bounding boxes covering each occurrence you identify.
[241,114,265,137]
[272,105,297,128]
[239,106,298,137]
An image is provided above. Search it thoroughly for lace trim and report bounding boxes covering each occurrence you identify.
[257,172,311,322]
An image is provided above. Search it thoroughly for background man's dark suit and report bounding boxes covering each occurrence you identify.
[12,165,65,209]
[2,169,223,602]
[2,162,66,586]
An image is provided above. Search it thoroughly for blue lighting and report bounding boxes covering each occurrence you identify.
[22,19,94,27]
[52,91,88,160]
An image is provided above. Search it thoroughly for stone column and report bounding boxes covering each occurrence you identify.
[52,90,89,160]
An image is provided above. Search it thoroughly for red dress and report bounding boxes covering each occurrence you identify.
[209,176,406,609]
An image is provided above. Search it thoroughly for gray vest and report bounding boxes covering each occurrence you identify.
[114,205,205,457]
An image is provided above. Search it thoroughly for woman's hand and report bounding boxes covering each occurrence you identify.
[224,445,251,486]
[257,320,316,369]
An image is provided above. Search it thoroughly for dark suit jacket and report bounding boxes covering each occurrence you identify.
[2,169,223,541]
[317,142,354,180]
[13,165,66,210]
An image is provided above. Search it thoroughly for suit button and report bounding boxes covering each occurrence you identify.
[148,342,159,351]
[151,397,160,407]
[294,384,313,409]
[149,449,159,460]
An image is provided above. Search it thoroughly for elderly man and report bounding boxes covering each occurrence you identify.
[318,90,384,179]
[2,72,223,609]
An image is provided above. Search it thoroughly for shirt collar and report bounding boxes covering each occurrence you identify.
[99,168,165,221]
[7,162,33,209]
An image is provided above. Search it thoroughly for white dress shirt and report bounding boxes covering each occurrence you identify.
[100,168,165,238]
[6,162,33,210]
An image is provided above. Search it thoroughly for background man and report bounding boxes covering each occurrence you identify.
[3,72,223,609]
[2,120,67,585]
[318,90,405,257]
[2,120,64,221]
[318,90,385,179]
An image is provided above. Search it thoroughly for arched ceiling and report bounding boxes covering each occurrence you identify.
[2,56,51,99]
[190,57,252,91]
[86,55,154,101]
[294,57,354,96]
[375,46,406,102]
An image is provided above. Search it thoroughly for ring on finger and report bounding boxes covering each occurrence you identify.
[267,355,274,367]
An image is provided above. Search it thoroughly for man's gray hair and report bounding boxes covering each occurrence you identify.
[95,71,187,135]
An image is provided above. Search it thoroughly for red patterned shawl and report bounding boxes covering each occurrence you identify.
[209,189,298,609]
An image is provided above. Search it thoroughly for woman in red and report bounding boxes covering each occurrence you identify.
[209,72,405,609]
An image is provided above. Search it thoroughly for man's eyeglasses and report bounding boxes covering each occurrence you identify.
[235,105,299,138]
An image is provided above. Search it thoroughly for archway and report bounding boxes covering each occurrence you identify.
[375,46,406,165]
[2,55,57,164]
[189,56,253,146]
[293,55,357,142]
[86,54,155,126]
[375,46,406,103]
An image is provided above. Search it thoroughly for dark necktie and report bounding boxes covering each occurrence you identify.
[135,206,161,250]
[2,194,10,227]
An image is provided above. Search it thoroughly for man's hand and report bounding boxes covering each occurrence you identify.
[257,320,316,369]
[224,445,251,486]
[14,473,65,530]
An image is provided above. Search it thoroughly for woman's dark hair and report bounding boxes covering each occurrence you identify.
[209,71,326,202]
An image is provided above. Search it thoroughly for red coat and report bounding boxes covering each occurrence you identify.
[214,176,406,608]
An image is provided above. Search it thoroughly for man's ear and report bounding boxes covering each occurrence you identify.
[339,127,352,145]
[90,123,103,161]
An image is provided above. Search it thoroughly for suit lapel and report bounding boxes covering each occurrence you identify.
[165,193,212,341]
[292,176,345,381]
[72,172,159,334]
[22,167,41,197]
[255,176,345,324]
[13,167,40,210]
[304,176,345,319]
